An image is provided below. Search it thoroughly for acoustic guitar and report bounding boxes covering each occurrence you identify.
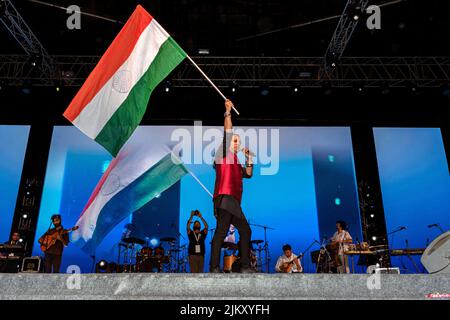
[40,226,79,252]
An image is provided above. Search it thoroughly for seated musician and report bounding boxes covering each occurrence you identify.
[1,232,24,257]
[275,244,303,273]
[38,214,69,273]
[331,220,353,274]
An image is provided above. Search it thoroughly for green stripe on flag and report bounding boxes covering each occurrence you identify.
[95,37,187,156]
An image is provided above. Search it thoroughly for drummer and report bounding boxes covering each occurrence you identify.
[187,210,208,273]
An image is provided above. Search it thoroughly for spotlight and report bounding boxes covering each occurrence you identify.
[22,213,28,219]
[372,236,377,241]
[230,81,238,94]
[259,85,269,96]
[55,86,60,92]
[325,52,338,69]
[348,2,363,21]
[150,238,159,246]
[18,238,24,243]
[96,260,108,272]
[370,214,375,218]
[164,80,171,93]
[198,48,210,55]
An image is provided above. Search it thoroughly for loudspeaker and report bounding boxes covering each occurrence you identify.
[21,256,42,273]
[421,231,450,274]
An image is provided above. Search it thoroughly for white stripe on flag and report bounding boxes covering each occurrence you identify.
[72,20,170,139]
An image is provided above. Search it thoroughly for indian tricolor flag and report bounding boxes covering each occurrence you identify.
[71,133,188,254]
[63,5,186,156]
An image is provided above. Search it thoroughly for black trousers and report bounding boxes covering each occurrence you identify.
[44,253,62,273]
[210,208,252,270]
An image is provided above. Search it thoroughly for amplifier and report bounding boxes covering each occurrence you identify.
[367,265,401,274]
[21,256,42,273]
[375,267,400,274]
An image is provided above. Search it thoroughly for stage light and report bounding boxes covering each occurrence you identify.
[22,213,28,219]
[335,198,341,206]
[96,260,108,272]
[198,49,210,55]
[372,236,377,241]
[370,214,375,218]
[164,80,171,93]
[19,238,24,243]
[150,238,159,246]
[328,155,335,162]
[260,85,269,96]
[55,86,60,92]
[325,52,338,69]
[230,81,238,94]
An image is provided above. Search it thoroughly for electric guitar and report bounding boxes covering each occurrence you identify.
[40,226,79,252]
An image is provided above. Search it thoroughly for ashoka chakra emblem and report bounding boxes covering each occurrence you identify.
[112,70,132,93]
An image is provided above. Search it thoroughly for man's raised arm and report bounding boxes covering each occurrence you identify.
[224,99,233,131]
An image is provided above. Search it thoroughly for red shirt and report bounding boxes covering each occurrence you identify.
[213,151,244,204]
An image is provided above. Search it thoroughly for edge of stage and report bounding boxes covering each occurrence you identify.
[0,273,449,300]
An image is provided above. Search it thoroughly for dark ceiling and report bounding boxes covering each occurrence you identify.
[1,0,450,56]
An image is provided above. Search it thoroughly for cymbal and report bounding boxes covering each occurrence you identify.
[250,240,264,244]
[160,237,176,242]
[222,242,238,250]
[122,237,145,245]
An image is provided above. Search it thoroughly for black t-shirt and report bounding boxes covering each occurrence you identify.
[188,229,207,256]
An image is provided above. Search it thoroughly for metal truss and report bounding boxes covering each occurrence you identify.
[0,0,56,84]
[321,0,369,76]
[0,55,449,88]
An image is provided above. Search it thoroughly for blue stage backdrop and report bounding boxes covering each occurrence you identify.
[373,128,450,273]
[0,125,30,243]
[33,126,361,273]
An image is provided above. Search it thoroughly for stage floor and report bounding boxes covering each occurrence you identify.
[0,273,449,300]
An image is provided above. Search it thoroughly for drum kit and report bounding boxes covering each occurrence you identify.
[221,239,266,273]
[118,236,187,273]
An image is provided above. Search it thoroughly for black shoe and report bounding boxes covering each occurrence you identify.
[240,267,256,274]
[210,267,221,273]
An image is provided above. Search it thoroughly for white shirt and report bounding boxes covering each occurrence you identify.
[332,230,352,255]
[275,253,303,273]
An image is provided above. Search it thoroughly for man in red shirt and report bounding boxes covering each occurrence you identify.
[210,99,254,273]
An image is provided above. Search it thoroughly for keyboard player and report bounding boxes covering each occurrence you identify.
[0,231,24,272]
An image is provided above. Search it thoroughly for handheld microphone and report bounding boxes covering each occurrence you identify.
[241,148,256,157]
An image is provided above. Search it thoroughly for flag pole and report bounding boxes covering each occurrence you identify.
[185,55,240,116]
[187,169,214,198]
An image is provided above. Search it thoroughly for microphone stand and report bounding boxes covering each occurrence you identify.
[301,240,320,273]
[249,222,275,273]
[386,227,406,272]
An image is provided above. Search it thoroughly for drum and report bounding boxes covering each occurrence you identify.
[140,247,153,257]
[223,255,238,272]
[138,259,161,273]
[154,246,164,257]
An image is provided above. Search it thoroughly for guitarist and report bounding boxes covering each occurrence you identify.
[38,214,70,273]
[275,244,303,273]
